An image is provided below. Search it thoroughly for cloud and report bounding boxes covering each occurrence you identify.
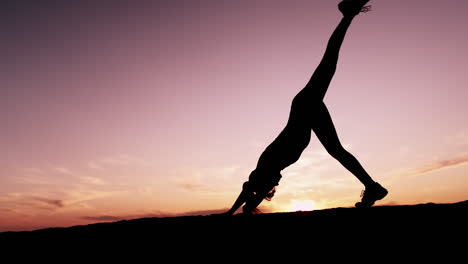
[63,189,118,206]
[80,212,169,223]
[178,209,230,216]
[53,167,73,175]
[87,162,103,170]
[22,168,43,174]
[0,189,118,215]
[460,133,468,145]
[0,195,67,212]
[381,201,399,206]
[401,153,468,178]
[80,176,106,185]
[80,207,253,223]
[284,148,336,179]
[100,156,130,166]
[32,197,64,208]
[79,208,256,224]
[99,154,148,166]
[172,172,217,193]
[81,215,126,222]
[175,180,222,193]
[15,174,50,185]
[177,182,211,192]
[86,154,152,170]
[0,208,14,213]
[451,131,468,146]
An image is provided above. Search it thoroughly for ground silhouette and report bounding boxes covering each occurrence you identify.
[1,201,467,250]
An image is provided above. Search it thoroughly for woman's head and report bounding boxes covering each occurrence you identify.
[241,181,276,214]
[244,169,281,201]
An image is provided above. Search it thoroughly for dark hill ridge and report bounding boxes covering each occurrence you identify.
[1,201,467,248]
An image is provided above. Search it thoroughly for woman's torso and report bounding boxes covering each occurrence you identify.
[256,90,316,171]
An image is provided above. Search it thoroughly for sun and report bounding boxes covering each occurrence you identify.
[289,200,316,212]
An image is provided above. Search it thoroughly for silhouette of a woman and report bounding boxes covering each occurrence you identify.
[224,0,387,215]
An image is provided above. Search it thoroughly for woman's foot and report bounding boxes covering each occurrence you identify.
[355,182,388,208]
[338,0,372,17]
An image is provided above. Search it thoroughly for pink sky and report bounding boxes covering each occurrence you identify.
[1,0,468,231]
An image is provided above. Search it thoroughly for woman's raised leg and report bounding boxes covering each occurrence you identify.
[305,0,371,101]
[305,14,354,100]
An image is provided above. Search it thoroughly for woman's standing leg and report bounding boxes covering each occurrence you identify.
[312,103,375,187]
[312,103,387,207]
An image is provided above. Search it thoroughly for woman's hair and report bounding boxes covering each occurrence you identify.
[264,186,276,201]
[243,180,277,202]
[245,169,281,202]
[242,185,277,214]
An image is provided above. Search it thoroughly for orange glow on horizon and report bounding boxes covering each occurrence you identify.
[287,200,316,212]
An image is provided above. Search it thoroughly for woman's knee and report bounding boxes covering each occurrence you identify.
[326,144,348,159]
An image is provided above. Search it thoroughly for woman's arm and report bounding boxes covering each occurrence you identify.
[224,182,253,215]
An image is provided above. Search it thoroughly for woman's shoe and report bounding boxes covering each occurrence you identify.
[355,182,388,208]
[338,0,372,17]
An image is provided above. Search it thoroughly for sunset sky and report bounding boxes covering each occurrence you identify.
[2,0,468,231]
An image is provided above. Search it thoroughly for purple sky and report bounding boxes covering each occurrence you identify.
[1,0,468,231]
